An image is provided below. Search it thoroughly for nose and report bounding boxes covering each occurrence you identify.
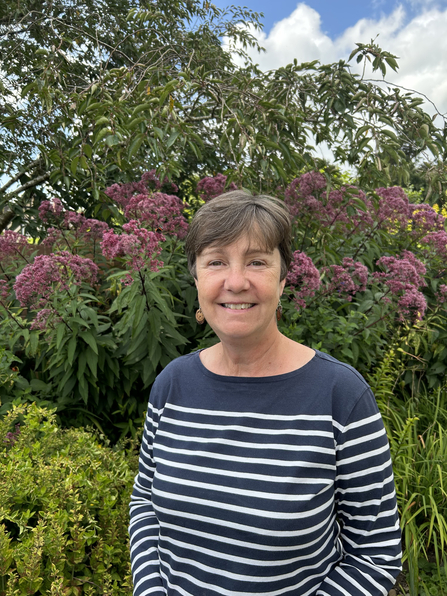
[223,263,250,293]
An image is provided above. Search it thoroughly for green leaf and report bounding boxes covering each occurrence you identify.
[128,134,145,159]
[166,130,180,148]
[159,80,177,106]
[95,127,112,143]
[67,336,77,366]
[29,331,39,356]
[78,351,87,380]
[153,127,164,140]
[30,379,49,391]
[86,347,98,378]
[82,144,92,158]
[80,331,98,355]
[70,155,79,175]
[105,134,121,147]
[56,323,65,351]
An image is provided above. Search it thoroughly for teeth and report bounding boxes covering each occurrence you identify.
[223,303,254,310]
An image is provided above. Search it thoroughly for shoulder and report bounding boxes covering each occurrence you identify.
[312,350,369,390]
[148,350,201,409]
[311,350,376,426]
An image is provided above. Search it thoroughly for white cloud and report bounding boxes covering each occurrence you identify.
[240,2,447,117]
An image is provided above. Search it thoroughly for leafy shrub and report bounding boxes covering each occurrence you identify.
[0,404,136,595]
[368,350,447,596]
[1,171,447,441]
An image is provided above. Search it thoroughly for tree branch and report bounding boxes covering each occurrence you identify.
[0,171,50,233]
[0,158,43,195]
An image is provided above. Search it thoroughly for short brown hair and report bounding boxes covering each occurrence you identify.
[185,190,292,280]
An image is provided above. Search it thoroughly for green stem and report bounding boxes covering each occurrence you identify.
[0,301,25,328]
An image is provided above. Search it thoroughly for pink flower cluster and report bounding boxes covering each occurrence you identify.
[38,198,64,224]
[124,192,189,239]
[0,230,29,264]
[284,172,326,219]
[286,251,321,309]
[373,186,411,230]
[284,172,372,232]
[101,221,164,277]
[374,250,427,321]
[0,279,10,301]
[438,284,447,304]
[14,252,99,309]
[410,203,445,238]
[196,174,238,202]
[105,171,187,238]
[422,230,447,259]
[105,170,178,209]
[30,308,62,331]
[42,215,110,248]
[323,258,368,300]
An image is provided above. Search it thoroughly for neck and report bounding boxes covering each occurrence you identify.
[211,330,290,377]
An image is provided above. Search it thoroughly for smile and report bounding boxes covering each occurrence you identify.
[221,303,255,310]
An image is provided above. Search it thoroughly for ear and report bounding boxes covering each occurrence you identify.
[279,278,286,295]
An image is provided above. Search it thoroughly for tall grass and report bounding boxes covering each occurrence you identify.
[368,350,447,595]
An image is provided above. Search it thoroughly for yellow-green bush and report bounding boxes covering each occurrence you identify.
[0,404,136,595]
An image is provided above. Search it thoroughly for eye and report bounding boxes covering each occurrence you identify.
[250,260,265,266]
[209,260,223,266]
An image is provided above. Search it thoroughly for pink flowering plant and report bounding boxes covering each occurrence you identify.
[0,172,197,438]
[1,170,447,437]
[278,171,447,387]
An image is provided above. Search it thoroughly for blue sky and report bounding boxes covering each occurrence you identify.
[212,0,447,38]
[211,1,447,116]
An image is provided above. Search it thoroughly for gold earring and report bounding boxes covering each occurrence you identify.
[195,307,206,325]
[276,300,282,321]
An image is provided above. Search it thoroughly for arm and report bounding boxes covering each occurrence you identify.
[129,400,166,596]
[317,389,402,596]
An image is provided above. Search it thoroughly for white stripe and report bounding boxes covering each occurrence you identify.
[336,460,391,481]
[165,403,333,422]
[158,529,335,567]
[155,443,336,469]
[152,486,333,520]
[156,456,333,485]
[336,493,396,509]
[337,443,390,466]
[336,428,386,451]
[341,503,398,522]
[158,516,335,552]
[157,429,335,453]
[335,474,395,494]
[153,502,335,537]
[337,564,388,595]
[160,552,337,596]
[332,412,381,433]
[155,470,333,502]
[162,415,334,437]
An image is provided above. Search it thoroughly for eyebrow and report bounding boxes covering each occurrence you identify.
[201,247,273,257]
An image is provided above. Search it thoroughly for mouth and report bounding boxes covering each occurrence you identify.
[220,303,256,310]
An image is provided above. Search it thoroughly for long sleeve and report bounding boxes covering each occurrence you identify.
[316,389,402,596]
[129,400,166,596]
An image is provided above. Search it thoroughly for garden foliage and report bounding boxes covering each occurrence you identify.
[0,403,136,595]
[0,169,446,435]
[1,171,447,594]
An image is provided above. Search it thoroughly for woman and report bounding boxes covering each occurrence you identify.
[129,191,402,596]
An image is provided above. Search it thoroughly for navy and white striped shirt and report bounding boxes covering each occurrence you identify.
[129,349,402,596]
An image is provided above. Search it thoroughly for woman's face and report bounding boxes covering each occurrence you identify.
[195,234,286,345]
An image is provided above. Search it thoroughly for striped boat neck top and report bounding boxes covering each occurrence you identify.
[129,349,402,596]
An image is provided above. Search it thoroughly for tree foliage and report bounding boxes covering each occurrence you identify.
[1,1,446,236]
